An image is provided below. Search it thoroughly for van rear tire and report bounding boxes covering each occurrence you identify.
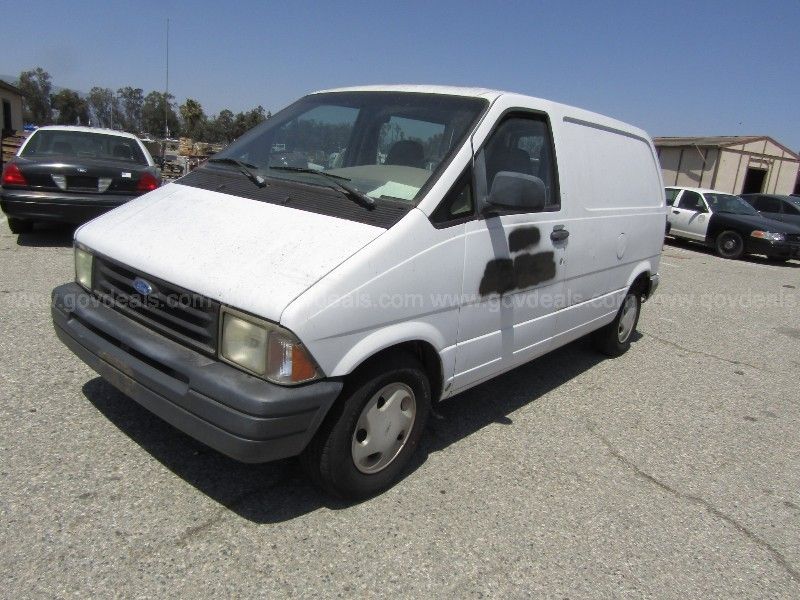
[593,291,640,357]
[300,351,431,500]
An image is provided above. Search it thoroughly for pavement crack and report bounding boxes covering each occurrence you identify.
[587,422,800,585]
[643,332,769,372]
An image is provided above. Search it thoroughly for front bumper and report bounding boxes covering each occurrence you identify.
[1,189,137,223]
[51,283,343,463]
[746,237,800,259]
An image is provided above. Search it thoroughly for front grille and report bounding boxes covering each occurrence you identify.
[66,176,98,191]
[91,256,220,355]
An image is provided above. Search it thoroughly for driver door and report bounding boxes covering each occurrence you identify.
[453,113,567,392]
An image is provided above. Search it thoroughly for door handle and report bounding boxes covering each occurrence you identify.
[550,227,570,242]
[672,210,680,214]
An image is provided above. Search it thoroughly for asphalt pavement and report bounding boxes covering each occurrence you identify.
[1,218,798,598]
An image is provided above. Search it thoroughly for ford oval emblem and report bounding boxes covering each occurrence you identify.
[132,277,154,296]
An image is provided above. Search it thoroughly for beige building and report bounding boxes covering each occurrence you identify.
[655,136,800,195]
[0,80,24,133]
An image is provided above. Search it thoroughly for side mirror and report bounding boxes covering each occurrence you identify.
[487,171,546,212]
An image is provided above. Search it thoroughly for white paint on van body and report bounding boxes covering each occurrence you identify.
[75,85,664,400]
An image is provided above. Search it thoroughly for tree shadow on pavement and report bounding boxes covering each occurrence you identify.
[82,335,612,524]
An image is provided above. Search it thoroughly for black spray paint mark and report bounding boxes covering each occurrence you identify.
[508,226,541,252]
[479,251,556,296]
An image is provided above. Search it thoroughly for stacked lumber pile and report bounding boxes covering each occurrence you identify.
[178,137,194,156]
[1,131,29,165]
[177,137,222,158]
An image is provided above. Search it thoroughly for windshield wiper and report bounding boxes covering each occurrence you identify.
[208,157,267,188]
[269,166,376,209]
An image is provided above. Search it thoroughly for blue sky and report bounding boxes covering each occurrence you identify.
[3,0,799,149]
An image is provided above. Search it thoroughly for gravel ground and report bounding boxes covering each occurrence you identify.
[1,218,799,598]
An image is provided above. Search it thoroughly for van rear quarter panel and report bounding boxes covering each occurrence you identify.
[552,112,665,333]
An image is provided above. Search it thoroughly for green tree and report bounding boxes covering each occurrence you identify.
[51,88,90,125]
[142,91,180,137]
[18,67,53,124]
[204,109,234,143]
[116,86,144,132]
[179,98,206,139]
[88,87,118,128]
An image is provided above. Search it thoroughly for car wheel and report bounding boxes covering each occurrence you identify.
[7,218,33,234]
[715,230,744,259]
[593,291,641,357]
[300,351,431,500]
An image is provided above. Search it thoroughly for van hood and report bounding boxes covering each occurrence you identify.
[75,183,386,321]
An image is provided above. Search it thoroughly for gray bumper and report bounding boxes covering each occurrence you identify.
[51,283,342,463]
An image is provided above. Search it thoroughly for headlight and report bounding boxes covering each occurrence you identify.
[751,230,785,242]
[75,246,93,290]
[219,308,321,385]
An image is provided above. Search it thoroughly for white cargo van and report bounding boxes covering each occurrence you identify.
[52,86,665,498]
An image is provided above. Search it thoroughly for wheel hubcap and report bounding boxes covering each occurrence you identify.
[721,234,739,254]
[351,382,417,474]
[617,295,638,343]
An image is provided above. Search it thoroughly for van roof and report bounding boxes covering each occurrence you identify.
[314,85,650,141]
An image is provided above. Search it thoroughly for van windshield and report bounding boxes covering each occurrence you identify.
[211,91,488,203]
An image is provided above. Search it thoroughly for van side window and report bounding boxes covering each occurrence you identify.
[677,191,704,211]
[481,114,559,211]
[430,168,474,226]
[665,188,680,206]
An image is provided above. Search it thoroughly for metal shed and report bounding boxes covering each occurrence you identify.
[654,136,800,195]
[0,80,24,134]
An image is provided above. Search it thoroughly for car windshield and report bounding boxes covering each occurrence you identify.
[704,193,759,216]
[21,130,148,164]
[211,91,488,203]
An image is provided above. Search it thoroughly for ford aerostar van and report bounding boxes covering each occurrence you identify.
[52,85,665,498]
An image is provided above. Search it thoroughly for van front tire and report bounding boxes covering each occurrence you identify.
[301,352,431,500]
[593,292,640,357]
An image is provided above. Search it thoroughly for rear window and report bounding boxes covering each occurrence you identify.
[21,130,147,165]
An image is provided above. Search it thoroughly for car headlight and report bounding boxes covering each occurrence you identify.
[219,307,321,385]
[751,230,785,242]
[75,245,93,290]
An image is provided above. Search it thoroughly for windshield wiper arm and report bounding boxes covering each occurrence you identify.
[208,157,267,188]
[269,166,376,209]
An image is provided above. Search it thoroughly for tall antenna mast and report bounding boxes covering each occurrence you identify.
[164,17,170,139]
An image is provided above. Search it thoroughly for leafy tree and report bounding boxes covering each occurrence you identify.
[230,105,268,139]
[87,87,118,128]
[204,109,235,143]
[142,91,180,137]
[18,67,53,124]
[179,98,206,139]
[116,86,144,132]
[51,89,90,125]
